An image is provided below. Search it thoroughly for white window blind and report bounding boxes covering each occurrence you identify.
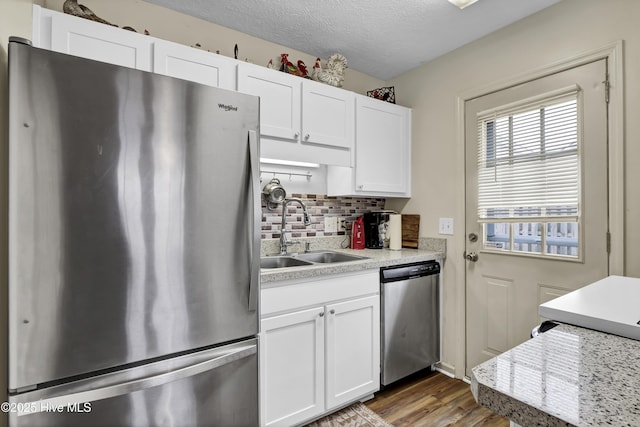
[476,88,580,222]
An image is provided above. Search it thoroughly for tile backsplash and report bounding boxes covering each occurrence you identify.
[261,194,385,239]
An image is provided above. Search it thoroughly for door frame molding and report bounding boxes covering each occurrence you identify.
[454,41,624,379]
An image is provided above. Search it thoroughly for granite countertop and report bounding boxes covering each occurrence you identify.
[259,236,445,284]
[471,323,640,427]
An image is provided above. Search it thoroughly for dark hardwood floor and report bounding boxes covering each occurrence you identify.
[365,370,509,427]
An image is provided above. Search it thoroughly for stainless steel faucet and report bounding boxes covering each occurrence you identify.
[280,198,311,255]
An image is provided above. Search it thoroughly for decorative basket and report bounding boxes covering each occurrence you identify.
[366,86,395,104]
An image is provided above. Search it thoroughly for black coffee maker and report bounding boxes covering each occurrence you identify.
[363,212,388,249]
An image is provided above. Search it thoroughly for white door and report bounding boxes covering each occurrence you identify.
[153,40,236,90]
[325,295,380,410]
[260,307,325,427]
[465,60,609,376]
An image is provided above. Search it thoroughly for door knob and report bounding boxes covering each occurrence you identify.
[464,252,479,262]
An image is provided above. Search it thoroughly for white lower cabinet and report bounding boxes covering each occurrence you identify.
[325,295,380,410]
[260,271,380,427]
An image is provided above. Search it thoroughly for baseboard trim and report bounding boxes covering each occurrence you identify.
[435,362,456,378]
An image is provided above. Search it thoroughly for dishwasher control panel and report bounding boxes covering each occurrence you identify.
[380,260,440,282]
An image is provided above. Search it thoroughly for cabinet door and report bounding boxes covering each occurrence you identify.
[153,40,236,90]
[237,62,301,141]
[260,307,325,427]
[354,95,411,194]
[325,295,380,410]
[302,80,354,150]
[48,9,152,71]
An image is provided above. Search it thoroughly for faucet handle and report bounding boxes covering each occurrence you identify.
[305,242,311,253]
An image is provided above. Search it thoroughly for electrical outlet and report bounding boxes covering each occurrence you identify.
[338,217,346,231]
[324,217,338,233]
[439,218,454,235]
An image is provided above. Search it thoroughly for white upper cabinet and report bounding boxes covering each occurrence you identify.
[154,40,236,90]
[301,79,354,151]
[327,95,411,197]
[237,62,353,167]
[32,6,407,174]
[33,6,153,71]
[33,6,236,89]
[237,62,301,141]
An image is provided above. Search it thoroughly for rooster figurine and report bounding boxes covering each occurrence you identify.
[279,53,299,75]
[296,60,309,78]
[310,57,322,81]
[63,0,116,26]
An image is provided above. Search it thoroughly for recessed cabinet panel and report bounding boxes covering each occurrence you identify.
[47,8,152,71]
[326,95,411,197]
[325,295,380,410]
[237,63,301,141]
[154,40,236,90]
[302,80,354,150]
[261,307,325,427]
[355,96,410,194]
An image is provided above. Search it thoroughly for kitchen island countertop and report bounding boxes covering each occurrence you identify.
[471,323,640,427]
[260,247,443,284]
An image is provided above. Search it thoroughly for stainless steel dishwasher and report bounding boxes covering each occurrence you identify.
[380,260,440,386]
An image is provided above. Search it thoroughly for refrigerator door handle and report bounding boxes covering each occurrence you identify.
[14,344,256,416]
[248,130,260,312]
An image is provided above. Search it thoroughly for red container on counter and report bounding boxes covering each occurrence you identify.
[351,216,366,249]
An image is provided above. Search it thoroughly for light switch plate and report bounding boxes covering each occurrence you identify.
[439,218,454,235]
[324,217,338,233]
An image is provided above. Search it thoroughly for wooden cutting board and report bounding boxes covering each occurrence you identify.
[401,214,420,248]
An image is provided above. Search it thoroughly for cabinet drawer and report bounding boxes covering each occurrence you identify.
[261,270,379,316]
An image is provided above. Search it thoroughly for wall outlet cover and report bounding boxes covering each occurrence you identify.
[439,217,454,235]
[324,216,338,233]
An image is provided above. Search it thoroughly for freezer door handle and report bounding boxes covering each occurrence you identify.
[248,130,260,312]
[13,344,256,416]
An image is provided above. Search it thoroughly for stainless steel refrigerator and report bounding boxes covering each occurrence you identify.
[7,38,261,426]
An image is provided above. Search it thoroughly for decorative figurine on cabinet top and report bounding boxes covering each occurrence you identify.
[316,53,347,88]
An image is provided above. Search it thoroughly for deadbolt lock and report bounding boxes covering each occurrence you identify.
[468,233,478,243]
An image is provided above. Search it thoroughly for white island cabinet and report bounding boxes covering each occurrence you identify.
[260,270,380,427]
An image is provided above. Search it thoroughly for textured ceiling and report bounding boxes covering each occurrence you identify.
[142,0,562,80]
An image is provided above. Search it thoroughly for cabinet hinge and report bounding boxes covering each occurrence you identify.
[603,77,610,104]
[606,231,611,254]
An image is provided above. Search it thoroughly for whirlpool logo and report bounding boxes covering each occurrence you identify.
[218,103,238,112]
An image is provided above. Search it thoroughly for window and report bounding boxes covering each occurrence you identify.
[476,88,580,258]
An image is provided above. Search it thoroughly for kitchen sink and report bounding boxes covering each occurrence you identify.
[297,251,369,264]
[260,256,314,269]
[261,250,369,269]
